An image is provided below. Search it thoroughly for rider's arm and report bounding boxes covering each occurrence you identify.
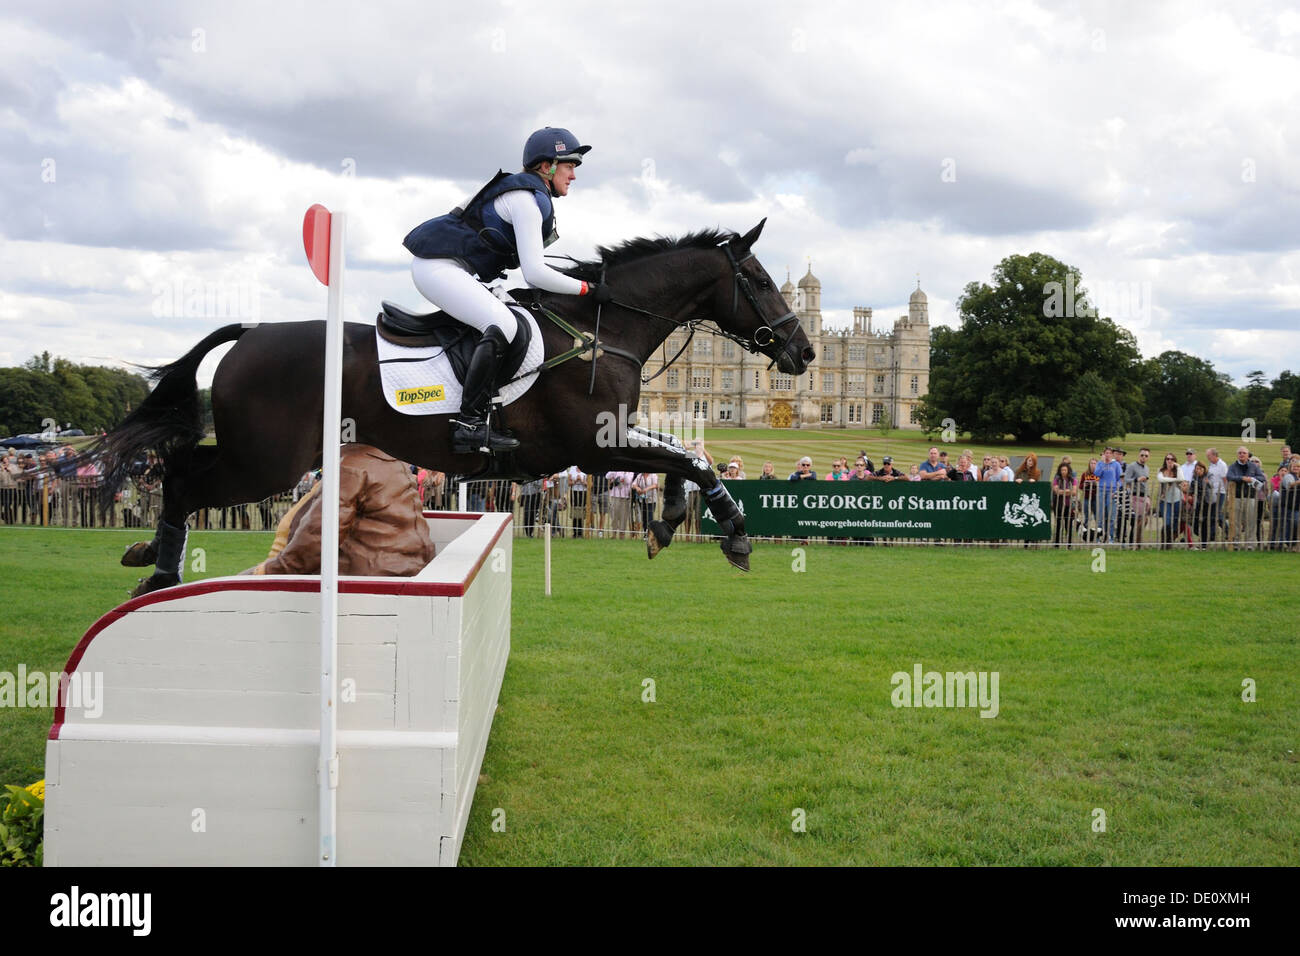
[494,191,586,295]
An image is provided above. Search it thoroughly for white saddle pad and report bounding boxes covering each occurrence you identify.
[377,305,544,416]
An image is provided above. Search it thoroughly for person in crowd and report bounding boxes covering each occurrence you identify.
[517,478,543,536]
[1250,455,1268,544]
[789,456,817,480]
[983,458,1005,482]
[758,461,776,480]
[918,446,947,480]
[1278,457,1300,551]
[728,457,747,479]
[849,458,872,480]
[1092,448,1123,542]
[0,448,19,524]
[1179,447,1199,483]
[541,472,567,535]
[948,452,977,481]
[1119,447,1151,547]
[680,440,712,538]
[605,470,635,538]
[1014,453,1041,483]
[1155,453,1188,549]
[961,450,979,480]
[1077,457,1099,536]
[827,458,851,481]
[1188,461,1214,548]
[241,444,435,577]
[874,456,902,481]
[998,455,1015,483]
[565,466,587,537]
[722,461,741,481]
[1278,445,1292,475]
[907,463,922,481]
[1051,460,1076,546]
[1224,446,1265,550]
[633,472,659,531]
[1204,447,1228,538]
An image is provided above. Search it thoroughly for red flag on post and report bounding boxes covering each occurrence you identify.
[303,203,331,286]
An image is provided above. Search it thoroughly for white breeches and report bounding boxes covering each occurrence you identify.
[410,256,518,343]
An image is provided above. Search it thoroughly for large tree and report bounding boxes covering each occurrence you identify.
[1140,350,1230,424]
[921,253,1142,441]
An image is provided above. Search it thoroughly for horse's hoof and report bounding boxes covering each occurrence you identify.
[724,550,751,572]
[129,573,179,599]
[121,541,158,567]
[721,535,752,572]
[646,520,672,559]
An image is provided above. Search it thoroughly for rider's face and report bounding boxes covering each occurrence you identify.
[549,161,578,196]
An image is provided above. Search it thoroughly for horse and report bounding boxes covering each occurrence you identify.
[96,219,815,595]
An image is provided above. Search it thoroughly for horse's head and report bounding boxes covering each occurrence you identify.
[710,219,815,375]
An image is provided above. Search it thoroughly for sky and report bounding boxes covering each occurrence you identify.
[2,0,1297,395]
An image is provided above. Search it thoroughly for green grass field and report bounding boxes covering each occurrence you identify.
[2,527,1297,864]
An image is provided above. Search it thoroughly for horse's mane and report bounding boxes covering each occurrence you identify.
[559,227,737,282]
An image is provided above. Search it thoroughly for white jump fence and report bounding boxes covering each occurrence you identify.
[44,510,512,866]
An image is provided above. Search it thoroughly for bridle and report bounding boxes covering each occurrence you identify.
[718,238,799,367]
[537,236,802,388]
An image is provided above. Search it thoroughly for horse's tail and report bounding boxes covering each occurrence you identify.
[91,324,252,511]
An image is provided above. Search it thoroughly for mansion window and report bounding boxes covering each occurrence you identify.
[910,374,919,395]
[871,403,884,424]
[823,344,835,362]
[694,337,712,355]
[666,337,681,353]
[721,339,736,359]
[720,370,734,390]
[874,374,886,395]
[846,373,866,394]
[771,374,793,391]
[692,371,712,389]
[847,403,863,424]
[848,344,866,362]
[822,373,835,393]
[665,398,679,413]
[718,401,734,422]
[666,369,679,388]
[692,399,709,419]
[909,404,921,424]
[754,370,761,389]
[820,403,836,424]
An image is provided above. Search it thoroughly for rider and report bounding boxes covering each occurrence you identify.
[403,127,613,453]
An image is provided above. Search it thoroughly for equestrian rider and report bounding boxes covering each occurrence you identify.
[403,127,612,453]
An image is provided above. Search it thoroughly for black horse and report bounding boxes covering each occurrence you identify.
[97,219,814,595]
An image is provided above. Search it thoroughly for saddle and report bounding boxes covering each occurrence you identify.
[376,299,533,387]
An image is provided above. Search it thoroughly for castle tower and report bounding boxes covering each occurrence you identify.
[908,282,929,326]
[797,263,821,336]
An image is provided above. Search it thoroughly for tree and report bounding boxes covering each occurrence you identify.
[1244,370,1271,422]
[1177,414,1195,434]
[1058,371,1125,448]
[921,253,1143,441]
[1289,394,1300,448]
[1154,413,1176,434]
[1263,398,1293,439]
[1141,350,1230,423]
[1270,370,1298,405]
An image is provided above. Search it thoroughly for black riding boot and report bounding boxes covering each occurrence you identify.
[451,326,520,454]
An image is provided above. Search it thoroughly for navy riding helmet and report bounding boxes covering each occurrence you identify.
[523,127,591,169]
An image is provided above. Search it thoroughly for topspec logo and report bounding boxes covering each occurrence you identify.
[0,666,103,718]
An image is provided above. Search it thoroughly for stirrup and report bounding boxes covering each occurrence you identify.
[451,417,519,454]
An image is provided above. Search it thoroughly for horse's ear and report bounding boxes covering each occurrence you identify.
[736,218,767,251]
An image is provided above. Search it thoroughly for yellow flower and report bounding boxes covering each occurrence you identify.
[25,780,45,802]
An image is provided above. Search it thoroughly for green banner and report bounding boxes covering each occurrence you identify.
[701,480,1052,540]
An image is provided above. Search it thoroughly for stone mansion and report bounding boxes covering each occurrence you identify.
[638,265,932,429]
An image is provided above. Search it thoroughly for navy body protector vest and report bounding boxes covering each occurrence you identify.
[403,170,555,280]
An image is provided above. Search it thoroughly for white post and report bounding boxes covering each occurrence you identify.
[318,211,346,866]
[544,522,552,596]
[459,481,468,513]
